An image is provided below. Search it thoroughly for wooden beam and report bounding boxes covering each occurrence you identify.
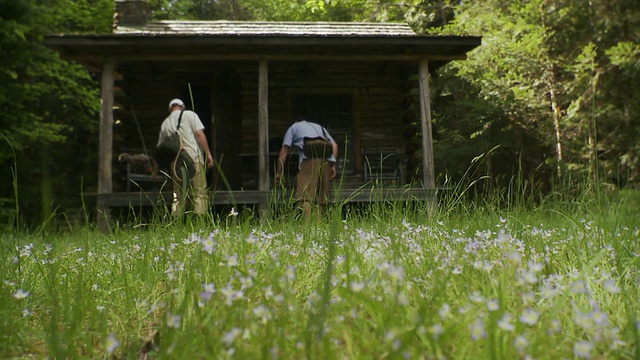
[90,187,438,207]
[353,91,363,174]
[60,53,468,63]
[258,59,270,192]
[419,59,435,189]
[97,59,115,232]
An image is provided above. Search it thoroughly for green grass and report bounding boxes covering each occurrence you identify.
[1,187,639,359]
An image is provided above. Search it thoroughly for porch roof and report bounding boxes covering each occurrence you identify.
[45,21,481,64]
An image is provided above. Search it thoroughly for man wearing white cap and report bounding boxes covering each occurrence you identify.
[152,98,214,216]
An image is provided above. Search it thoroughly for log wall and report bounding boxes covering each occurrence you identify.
[112,60,421,189]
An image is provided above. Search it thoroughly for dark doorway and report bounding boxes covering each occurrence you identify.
[212,69,243,189]
[181,84,213,186]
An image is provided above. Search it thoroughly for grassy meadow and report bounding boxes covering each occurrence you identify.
[1,186,640,359]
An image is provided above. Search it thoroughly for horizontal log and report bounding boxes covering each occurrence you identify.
[89,186,439,207]
[71,52,466,63]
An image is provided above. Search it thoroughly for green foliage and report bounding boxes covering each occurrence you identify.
[429,1,555,191]
[145,0,370,22]
[607,42,640,73]
[245,0,368,22]
[143,0,460,25]
[36,0,114,33]
[433,0,640,190]
[147,0,253,20]
[0,0,102,225]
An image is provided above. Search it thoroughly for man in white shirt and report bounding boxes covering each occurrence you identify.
[152,98,214,216]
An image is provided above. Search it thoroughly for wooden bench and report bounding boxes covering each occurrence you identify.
[117,151,168,192]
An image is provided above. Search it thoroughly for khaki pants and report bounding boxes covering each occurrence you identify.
[172,161,207,216]
[296,159,331,218]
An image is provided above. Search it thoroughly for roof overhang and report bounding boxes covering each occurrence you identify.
[45,21,481,66]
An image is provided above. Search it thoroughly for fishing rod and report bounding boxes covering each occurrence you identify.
[127,96,152,169]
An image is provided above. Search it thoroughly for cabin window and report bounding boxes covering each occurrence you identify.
[291,93,352,129]
[291,93,355,174]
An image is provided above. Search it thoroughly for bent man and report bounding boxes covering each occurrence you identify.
[275,120,338,219]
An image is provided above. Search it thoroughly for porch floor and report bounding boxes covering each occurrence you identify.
[95,184,437,208]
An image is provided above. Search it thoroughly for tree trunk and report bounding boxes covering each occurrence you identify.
[588,71,601,183]
[40,145,53,222]
[549,86,563,178]
[486,150,496,193]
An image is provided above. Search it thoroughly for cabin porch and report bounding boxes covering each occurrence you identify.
[95,185,438,213]
[110,145,434,212]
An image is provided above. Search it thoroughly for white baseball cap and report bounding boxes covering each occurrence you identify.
[169,98,184,108]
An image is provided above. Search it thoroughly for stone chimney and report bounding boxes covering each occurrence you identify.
[115,0,151,28]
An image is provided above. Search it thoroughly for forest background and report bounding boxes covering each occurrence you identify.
[0,0,638,228]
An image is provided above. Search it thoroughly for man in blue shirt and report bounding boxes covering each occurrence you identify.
[275,120,338,219]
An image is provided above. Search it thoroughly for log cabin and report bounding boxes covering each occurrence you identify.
[45,0,481,229]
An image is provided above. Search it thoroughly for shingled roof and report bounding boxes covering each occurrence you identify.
[115,20,418,37]
[46,19,481,64]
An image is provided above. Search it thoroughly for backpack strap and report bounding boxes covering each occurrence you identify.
[176,110,185,131]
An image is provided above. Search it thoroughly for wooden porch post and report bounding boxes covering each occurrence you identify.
[258,59,270,212]
[97,59,115,232]
[419,59,435,189]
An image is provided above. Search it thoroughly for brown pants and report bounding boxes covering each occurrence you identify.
[296,158,332,206]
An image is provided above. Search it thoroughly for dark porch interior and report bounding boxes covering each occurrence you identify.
[112,59,426,198]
